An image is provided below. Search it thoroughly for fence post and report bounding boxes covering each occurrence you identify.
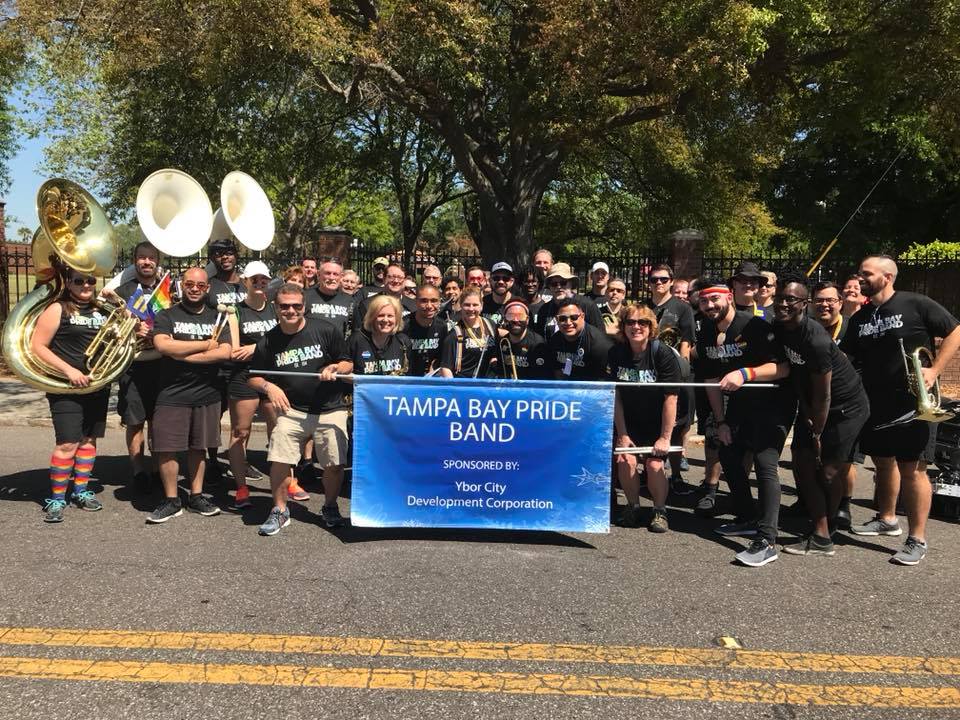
[668,228,705,279]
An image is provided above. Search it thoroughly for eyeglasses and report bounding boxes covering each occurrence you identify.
[623,319,651,327]
[649,276,671,284]
[386,275,407,282]
[814,297,839,305]
[774,295,806,306]
[182,281,209,290]
[556,314,582,324]
[212,249,236,257]
[71,276,97,287]
[277,302,304,311]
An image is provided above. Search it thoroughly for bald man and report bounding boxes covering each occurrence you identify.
[841,255,960,565]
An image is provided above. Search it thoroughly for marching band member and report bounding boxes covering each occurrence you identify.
[533,249,554,275]
[206,239,245,307]
[729,262,774,322]
[841,274,867,317]
[300,257,319,289]
[841,256,960,565]
[248,283,353,535]
[306,259,355,337]
[698,279,792,567]
[758,271,777,316]
[148,267,233,524]
[548,298,613,381]
[773,274,868,557]
[352,263,416,332]
[360,256,389,299]
[439,287,497,378]
[31,268,110,523]
[610,305,681,532]
[601,277,627,336]
[227,261,279,510]
[516,265,546,325]
[536,263,604,338]
[421,265,443,287]
[671,278,690,302]
[587,262,609,303]
[347,295,411,376]
[340,269,361,297]
[482,262,515,326]
[404,284,449,376]
[498,299,548,379]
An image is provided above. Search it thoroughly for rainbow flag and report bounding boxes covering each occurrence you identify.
[146,272,173,317]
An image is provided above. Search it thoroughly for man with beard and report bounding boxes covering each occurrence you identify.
[404,284,449,376]
[306,259,355,337]
[247,283,353,535]
[352,263,416,331]
[206,238,245,307]
[109,241,164,494]
[698,279,793,567]
[842,256,960,565]
[601,278,628,336]
[587,262,609,303]
[147,267,233,523]
[466,266,487,291]
[774,274,869,557]
[690,276,725,517]
[482,262,515,327]
[360,256,389,299]
[535,263,604,339]
[300,257,319,289]
[729,262,774,322]
[498,299,548,379]
[548,298,613,381]
[515,265,546,325]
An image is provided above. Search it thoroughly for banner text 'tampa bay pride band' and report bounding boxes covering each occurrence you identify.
[351,377,615,533]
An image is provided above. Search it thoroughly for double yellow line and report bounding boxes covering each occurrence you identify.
[0,626,957,707]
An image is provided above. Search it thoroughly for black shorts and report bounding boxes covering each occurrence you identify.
[792,398,869,465]
[860,419,938,463]
[149,402,222,453]
[117,361,161,426]
[227,367,259,401]
[728,417,790,454]
[47,389,110,444]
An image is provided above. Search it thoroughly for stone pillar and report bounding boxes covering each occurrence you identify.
[668,228,705,278]
[306,226,352,268]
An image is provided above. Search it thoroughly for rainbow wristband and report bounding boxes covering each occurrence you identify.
[739,367,756,382]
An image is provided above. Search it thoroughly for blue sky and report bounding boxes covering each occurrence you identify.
[3,89,47,242]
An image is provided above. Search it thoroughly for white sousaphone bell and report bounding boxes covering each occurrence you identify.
[210,170,275,251]
[136,168,214,257]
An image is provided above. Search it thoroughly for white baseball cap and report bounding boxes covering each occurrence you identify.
[241,260,272,279]
[591,261,609,274]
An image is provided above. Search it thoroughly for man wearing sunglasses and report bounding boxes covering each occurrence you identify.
[729,261,774,322]
[248,284,354,535]
[306,259,355,337]
[147,267,234,524]
[499,299,548,379]
[697,279,793,567]
[481,262,516,327]
[206,238,245,307]
[773,274,869,558]
[534,263,604,339]
[547,298,613,381]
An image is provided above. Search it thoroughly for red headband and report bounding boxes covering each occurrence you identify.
[700,285,732,296]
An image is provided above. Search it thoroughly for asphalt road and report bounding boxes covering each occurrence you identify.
[0,425,958,719]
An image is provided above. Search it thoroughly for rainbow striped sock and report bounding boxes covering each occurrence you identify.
[72,445,97,493]
[49,454,73,501]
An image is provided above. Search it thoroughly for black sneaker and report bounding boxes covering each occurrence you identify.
[835,506,852,531]
[321,502,345,528]
[670,475,696,496]
[695,486,718,517]
[618,504,642,528]
[187,494,221,517]
[147,498,183,524]
[782,534,835,556]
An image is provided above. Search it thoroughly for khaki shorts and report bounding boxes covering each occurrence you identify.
[269,407,349,467]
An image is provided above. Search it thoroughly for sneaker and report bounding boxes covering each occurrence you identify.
[695,488,717,517]
[891,536,927,566]
[648,509,669,533]
[71,489,102,512]
[679,455,690,472]
[835,506,852,531]
[736,538,778,567]
[618,504,642,528]
[321,502,345,528]
[147,498,183,524]
[782,535,835,556]
[232,484,252,510]
[287,480,310,502]
[850,515,902,537]
[258,506,291,536]
[43,498,66,523]
[715,520,758,537]
[670,476,695,496]
[187,494,221,517]
[245,465,268,482]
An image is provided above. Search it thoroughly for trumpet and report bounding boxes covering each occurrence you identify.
[901,339,954,423]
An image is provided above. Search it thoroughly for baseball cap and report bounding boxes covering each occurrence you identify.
[591,261,609,274]
[241,260,272,279]
[373,256,389,267]
[491,262,513,275]
[209,238,237,254]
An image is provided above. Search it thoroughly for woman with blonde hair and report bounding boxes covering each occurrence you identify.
[344,294,411,377]
[608,304,681,533]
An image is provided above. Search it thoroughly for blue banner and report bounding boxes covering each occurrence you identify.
[351,377,615,533]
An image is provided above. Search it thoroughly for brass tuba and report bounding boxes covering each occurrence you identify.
[900,339,954,423]
[1,179,136,393]
[658,326,681,349]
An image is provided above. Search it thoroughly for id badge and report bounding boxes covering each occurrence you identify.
[563,357,573,376]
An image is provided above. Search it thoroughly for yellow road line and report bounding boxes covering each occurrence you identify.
[0,626,957,676]
[0,655,957,707]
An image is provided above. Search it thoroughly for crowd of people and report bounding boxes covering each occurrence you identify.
[30,239,960,567]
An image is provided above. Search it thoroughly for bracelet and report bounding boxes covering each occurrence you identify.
[739,367,756,382]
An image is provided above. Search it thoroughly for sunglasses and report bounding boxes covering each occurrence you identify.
[547,280,569,288]
[182,281,208,290]
[491,274,511,282]
[774,296,806,306]
[649,276,671,284]
[624,319,651,327]
[557,314,582,324]
[608,287,626,293]
[277,302,304,311]
[212,249,236,257]
[71,276,97,287]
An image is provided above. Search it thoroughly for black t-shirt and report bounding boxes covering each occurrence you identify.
[647,296,696,345]
[840,291,959,418]
[237,301,278,346]
[499,329,549,379]
[587,289,607,304]
[114,277,161,302]
[736,302,774,323]
[548,324,614,381]
[403,314,449,376]
[351,293,416,334]
[439,319,497,378]
[305,287,355,337]
[153,303,232,407]
[775,316,864,410]
[528,299,545,326]
[348,331,411,376]
[607,340,681,437]
[696,310,791,422]
[481,293,512,327]
[50,303,109,372]
[360,284,384,299]
[818,314,850,345]
[207,278,245,308]
[535,295,604,339]
[250,318,350,413]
